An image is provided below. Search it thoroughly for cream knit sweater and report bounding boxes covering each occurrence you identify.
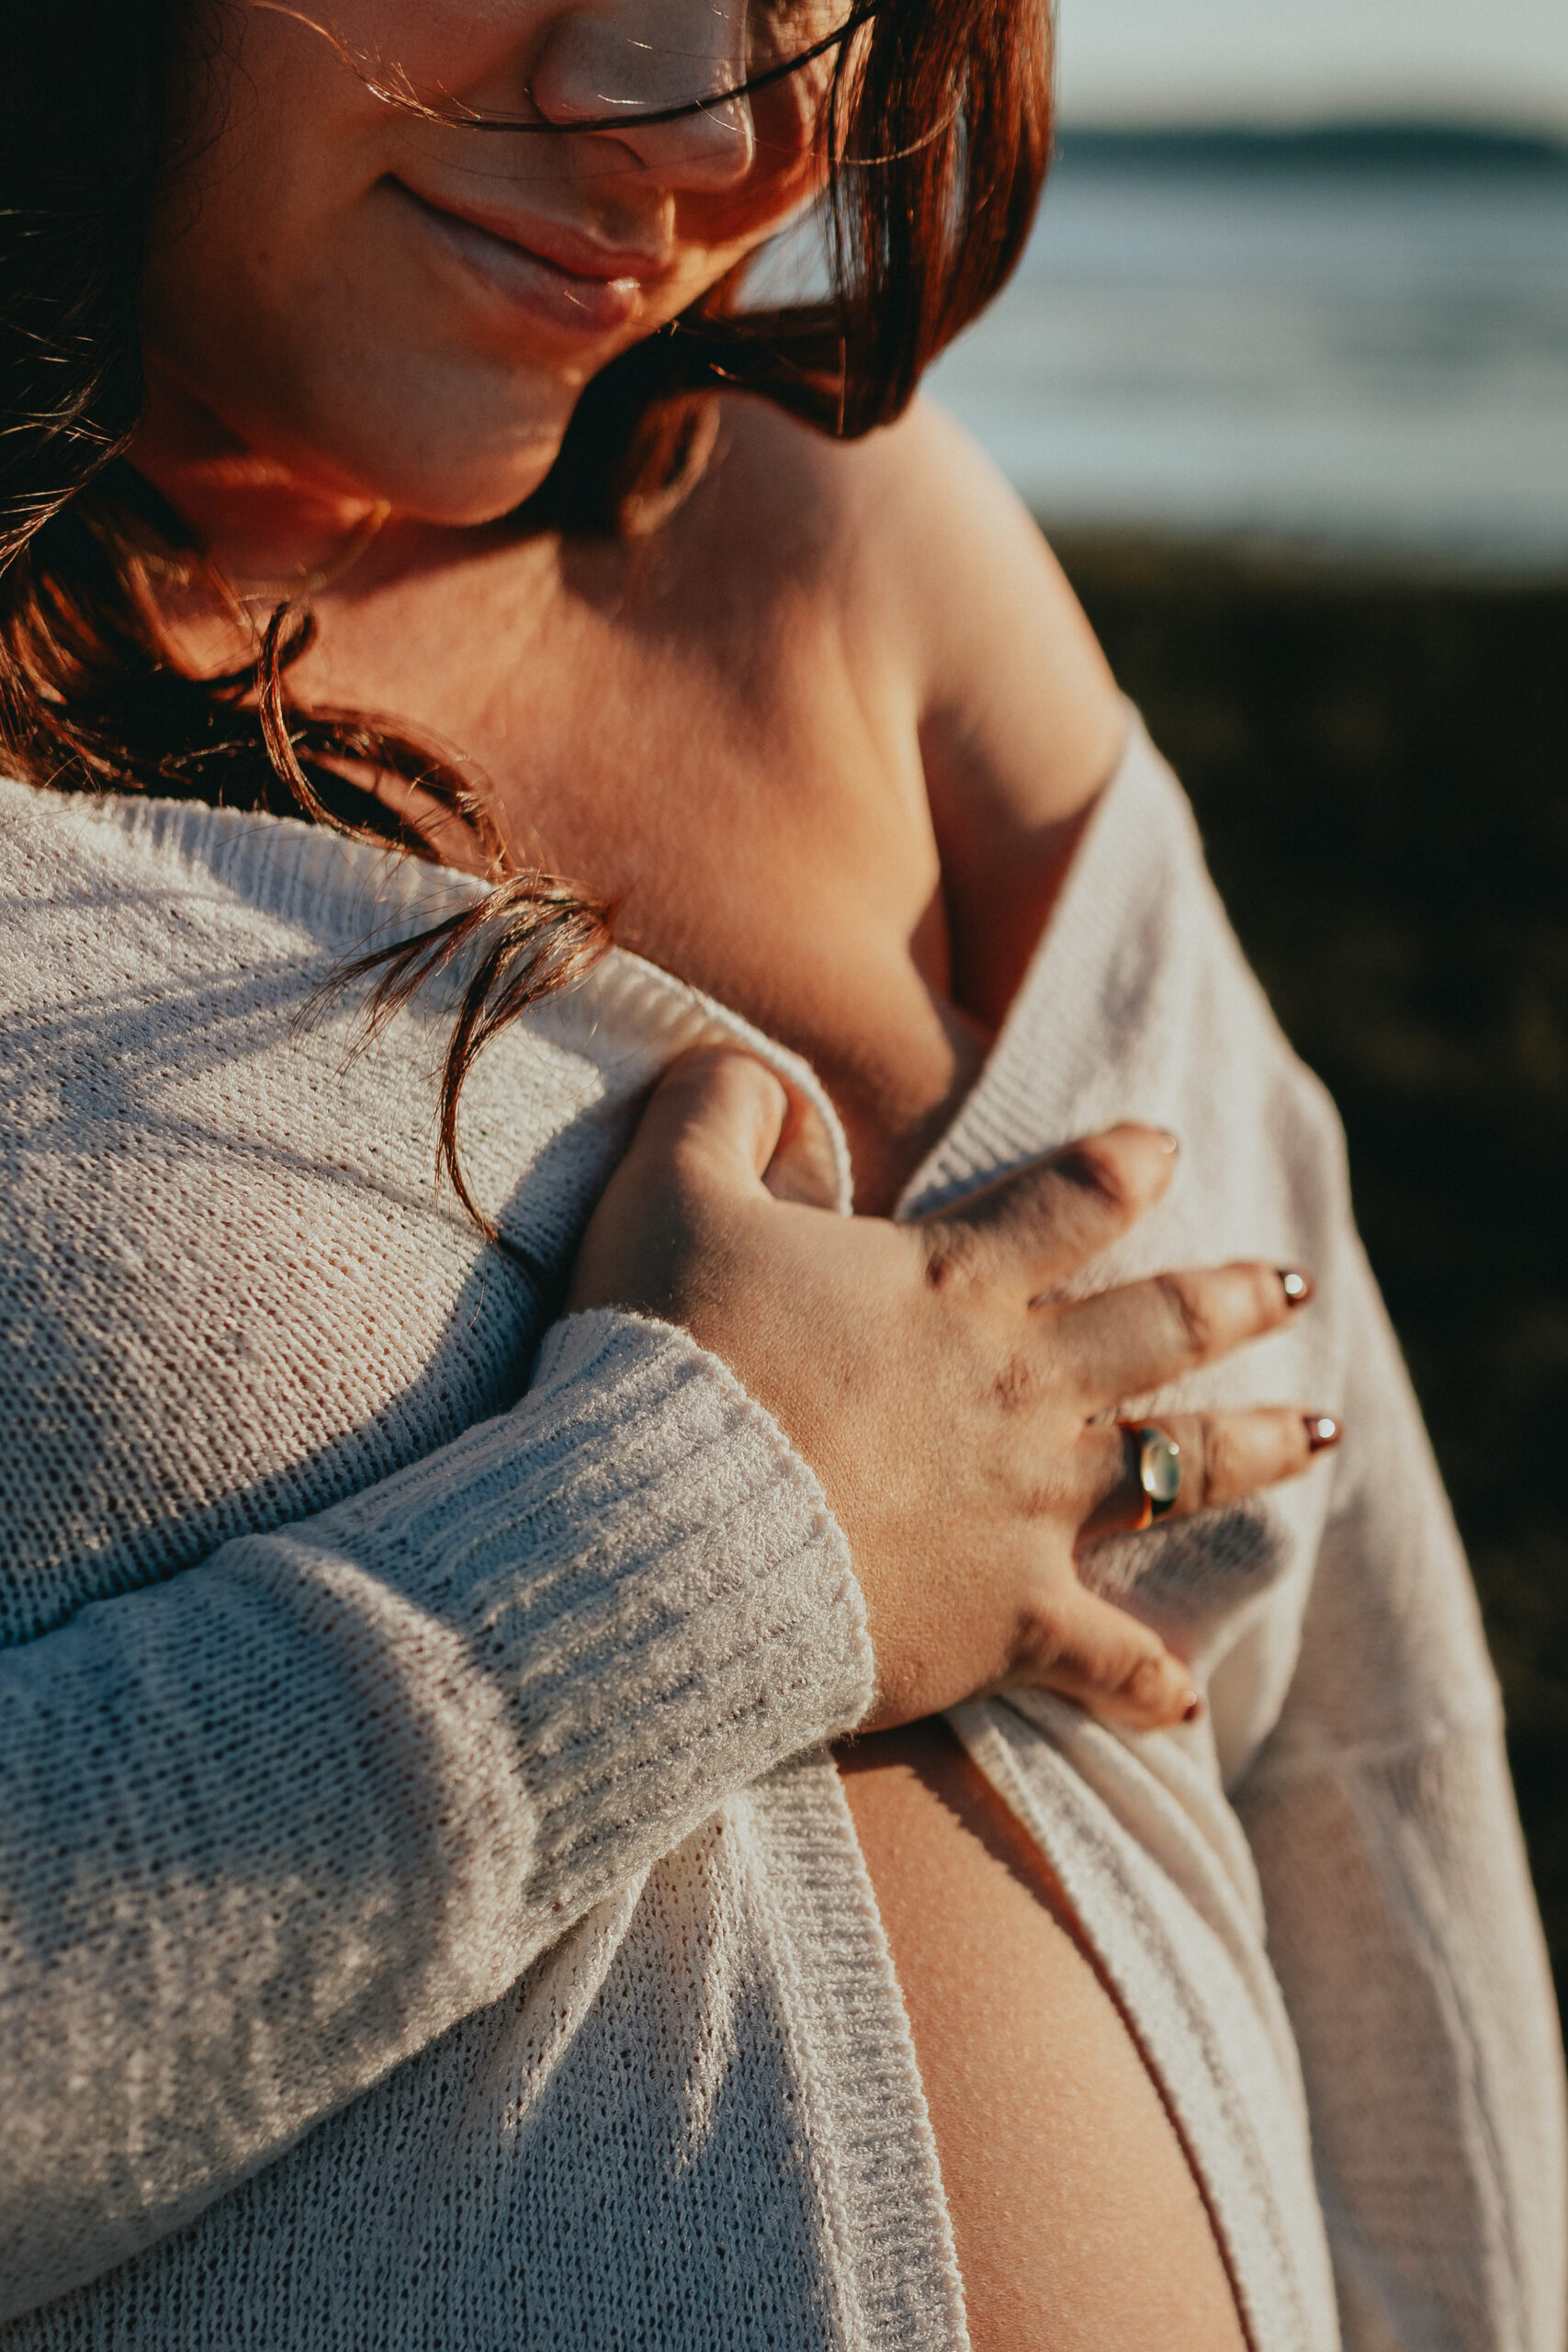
[0,722,1562,2352]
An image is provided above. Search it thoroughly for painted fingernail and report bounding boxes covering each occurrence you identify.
[1305,1414,1340,1452]
[1279,1268,1313,1306]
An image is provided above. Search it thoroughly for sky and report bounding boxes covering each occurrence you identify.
[1054,0,1568,135]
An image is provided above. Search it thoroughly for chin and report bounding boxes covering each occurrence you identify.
[288,354,581,526]
[309,424,570,529]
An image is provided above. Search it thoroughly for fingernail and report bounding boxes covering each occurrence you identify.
[1278,1268,1314,1306]
[1156,1130,1181,1156]
[1305,1414,1340,1452]
[1181,1688,1203,1724]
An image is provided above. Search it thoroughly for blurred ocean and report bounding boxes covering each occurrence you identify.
[922,129,1568,569]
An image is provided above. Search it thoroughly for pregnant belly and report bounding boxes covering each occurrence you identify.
[837,1720,1248,2352]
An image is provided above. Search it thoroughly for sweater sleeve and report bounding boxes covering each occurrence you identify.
[1232,1233,1567,2352]
[0,1307,874,2323]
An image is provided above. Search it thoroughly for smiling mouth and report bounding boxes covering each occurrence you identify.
[390,178,669,337]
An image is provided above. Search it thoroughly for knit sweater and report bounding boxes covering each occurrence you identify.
[0,722,1561,2351]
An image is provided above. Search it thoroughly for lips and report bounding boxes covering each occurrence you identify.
[391,178,670,337]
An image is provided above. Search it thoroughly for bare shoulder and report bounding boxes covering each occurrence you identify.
[676,395,1129,1025]
[687,395,1125,819]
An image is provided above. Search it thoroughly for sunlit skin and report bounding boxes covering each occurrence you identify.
[135,7,1252,2343]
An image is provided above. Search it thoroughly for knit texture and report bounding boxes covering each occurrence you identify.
[0,724,1561,2350]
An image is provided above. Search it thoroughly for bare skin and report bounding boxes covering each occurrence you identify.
[840,1726,1245,2352]
[131,8,1323,2339]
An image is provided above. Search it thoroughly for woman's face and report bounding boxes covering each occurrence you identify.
[141,0,843,523]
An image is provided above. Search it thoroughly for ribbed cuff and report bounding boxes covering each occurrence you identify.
[428,1310,874,1920]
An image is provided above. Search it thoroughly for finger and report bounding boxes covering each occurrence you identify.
[918,1125,1180,1300]
[1078,1407,1342,1537]
[628,1046,791,1193]
[1055,1261,1314,1408]
[567,1047,793,1314]
[1014,1580,1200,1730]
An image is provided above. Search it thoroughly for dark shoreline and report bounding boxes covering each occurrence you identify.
[1051,122,1568,175]
[1051,528,1568,1991]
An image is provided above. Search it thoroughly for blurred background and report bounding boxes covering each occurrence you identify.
[927,0,1568,1990]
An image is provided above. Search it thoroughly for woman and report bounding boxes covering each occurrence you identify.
[1,3,1562,2347]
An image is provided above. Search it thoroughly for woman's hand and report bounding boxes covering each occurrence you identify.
[569,1048,1335,1736]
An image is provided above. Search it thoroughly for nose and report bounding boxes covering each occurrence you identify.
[527,0,756,190]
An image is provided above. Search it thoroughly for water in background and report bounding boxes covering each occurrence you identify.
[921,129,1568,569]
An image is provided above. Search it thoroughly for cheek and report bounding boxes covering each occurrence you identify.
[146,32,546,400]
[265,0,548,108]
